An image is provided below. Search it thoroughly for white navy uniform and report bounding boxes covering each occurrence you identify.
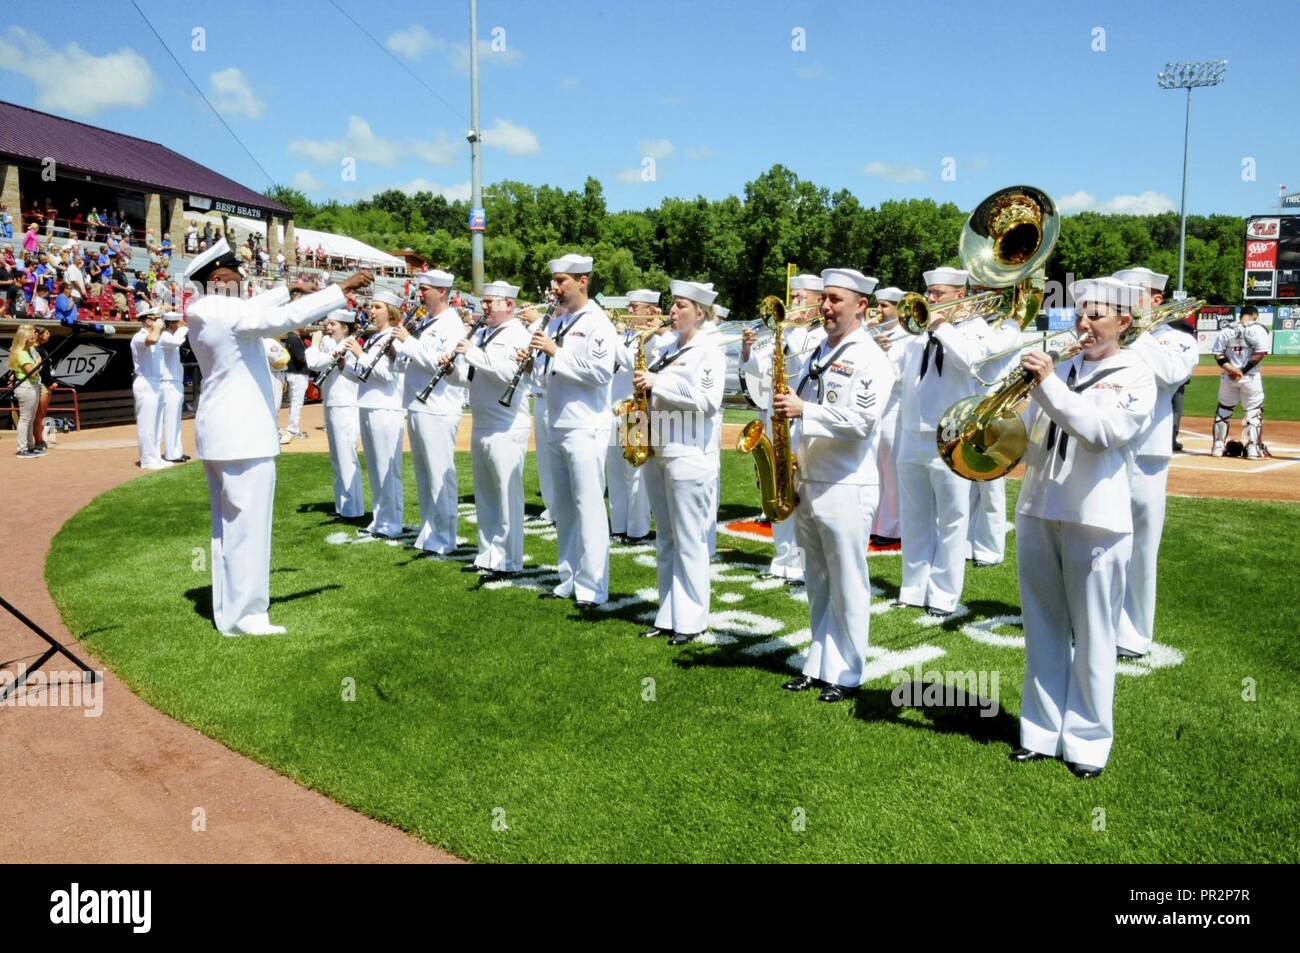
[740,323,825,580]
[896,318,990,612]
[1116,324,1198,655]
[543,300,616,603]
[792,327,893,687]
[1017,350,1155,768]
[1211,321,1270,452]
[349,331,406,537]
[396,309,467,553]
[527,313,556,522]
[451,318,533,571]
[158,325,187,460]
[643,336,726,634]
[967,316,1021,564]
[607,327,652,539]
[871,323,909,540]
[187,283,345,634]
[305,334,363,517]
[697,320,725,557]
[130,326,164,467]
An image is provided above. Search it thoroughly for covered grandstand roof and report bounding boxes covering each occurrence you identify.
[0,100,290,217]
[225,216,407,270]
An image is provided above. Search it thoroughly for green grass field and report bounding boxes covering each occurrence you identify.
[46,452,1300,862]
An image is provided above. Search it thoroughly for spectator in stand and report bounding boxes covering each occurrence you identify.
[201,220,213,247]
[31,283,51,317]
[64,252,86,303]
[44,203,57,238]
[52,281,77,323]
[85,207,100,242]
[110,269,131,317]
[23,222,40,257]
[8,325,44,457]
[0,255,17,316]
[161,234,173,260]
[31,326,58,452]
[1,205,12,239]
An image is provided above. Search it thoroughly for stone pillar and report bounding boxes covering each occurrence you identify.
[266,215,280,268]
[144,192,162,246]
[283,218,296,269]
[1,163,22,236]
[167,196,186,254]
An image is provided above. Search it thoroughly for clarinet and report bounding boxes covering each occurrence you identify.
[498,305,554,408]
[312,336,351,388]
[417,313,487,403]
[356,328,395,383]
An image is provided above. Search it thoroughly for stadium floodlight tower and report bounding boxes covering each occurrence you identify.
[1157,59,1227,300]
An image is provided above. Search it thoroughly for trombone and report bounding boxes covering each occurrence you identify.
[894,288,1008,335]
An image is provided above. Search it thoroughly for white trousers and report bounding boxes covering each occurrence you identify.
[160,379,184,459]
[871,401,901,539]
[532,394,555,520]
[644,453,716,634]
[472,427,528,571]
[544,426,610,603]
[286,373,308,433]
[359,407,406,537]
[1214,375,1265,447]
[756,410,805,579]
[1117,456,1168,655]
[324,404,364,517]
[898,436,971,613]
[967,477,1007,564]
[606,442,651,538]
[132,377,164,466]
[408,412,460,553]
[1016,513,1130,769]
[271,371,285,427]
[796,481,877,688]
[707,448,721,557]
[204,457,276,634]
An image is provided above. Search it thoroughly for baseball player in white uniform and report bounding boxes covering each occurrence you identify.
[635,279,727,644]
[1112,267,1198,659]
[392,270,467,555]
[346,292,407,539]
[449,280,533,576]
[1211,305,1271,458]
[868,286,906,544]
[305,308,364,518]
[129,306,167,469]
[896,267,990,616]
[739,274,826,582]
[158,312,190,462]
[1010,277,1155,778]
[774,268,893,703]
[530,253,615,607]
[183,239,368,636]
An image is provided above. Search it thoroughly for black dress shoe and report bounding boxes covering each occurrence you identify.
[575,600,601,609]
[818,684,856,703]
[971,560,1000,568]
[782,675,819,692]
[1067,762,1104,779]
[1009,746,1051,763]
[639,627,671,639]
[1173,441,1184,452]
[461,563,486,573]
[869,535,900,547]
[926,607,952,618]
[1116,647,1145,660]
[538,591,568,601]
[667,631,698,645]
[623,534,650,544]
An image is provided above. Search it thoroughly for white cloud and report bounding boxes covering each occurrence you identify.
[396,179,472,202]
[289,116,463,167]
[1058,190,1176,215]
[0,27,154,116]
[451,39,523,74]
[864,161,929,184]
[291,171,322,192]
[615,168,655,184]
[796,65,824,81]
[386,25,438,60]
[639,139,674,160]
[209,67,265,120]
[481,118,540,156]
[687,146,716,160]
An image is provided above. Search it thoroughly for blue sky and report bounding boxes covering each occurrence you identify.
[1,0,1294,217]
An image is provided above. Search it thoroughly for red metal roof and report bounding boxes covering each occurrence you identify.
[0,100,290,216]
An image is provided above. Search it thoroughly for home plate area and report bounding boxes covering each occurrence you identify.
[326,505,1182,680]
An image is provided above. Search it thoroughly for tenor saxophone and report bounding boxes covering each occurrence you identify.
[614,317,672,466]
[737,296,798,521]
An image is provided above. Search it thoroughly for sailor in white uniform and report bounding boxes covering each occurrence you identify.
[449,280,533,576]
[530,253,616,607]
[345,291,407,539]
[966,299,1021,567]
[774,268,893,702]
[183,239,367,636]
[739,274,826,582]
[129,305,168,469]
[697,297,725,558]
[305,308,364,518]
[1112,267,1198,659]
[606,289,660,543]
[896,267,990,616]
[525,301,557,524]
[1011,277,1155,778]
[635,279,726,644]
[868,286,907,544]
[158,311,190,463]
[1211,305,1271,458]
[392,270,467,555]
